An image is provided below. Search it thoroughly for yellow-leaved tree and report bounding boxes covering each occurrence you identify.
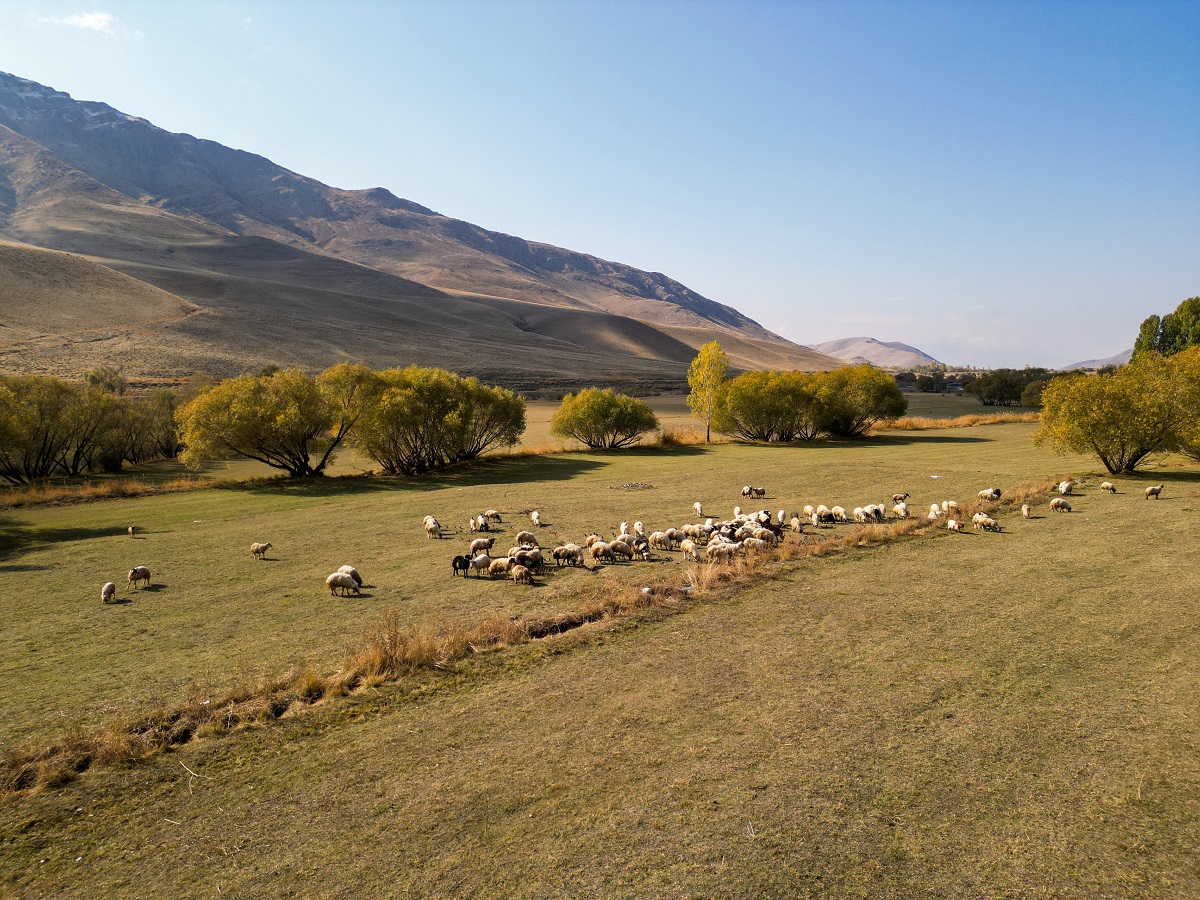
[686,341,729,443]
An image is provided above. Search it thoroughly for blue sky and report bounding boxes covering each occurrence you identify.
[2,0,1197,367]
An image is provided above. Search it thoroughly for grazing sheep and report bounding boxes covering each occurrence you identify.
[632,521,647,539]
[483,509,502,523]
[973,516,1001,531]
[929,503,942,518]
[741,485,753,498]
[338,565,363,586]
[511,564,532,585]
[488,557,514,577]
[1050,497,1072,512]
[424,519,442,540]
[514,530,540,548]
[663,528,685,547]
[475,515,490,532]
[584,533,604,548]
[649,531,673,551]
[512,548,543,572]
[127,526,135,539]
[892,502,910,520]
[789,516,805,533]
[1100,481,1117,493]
[467,554,492,577]
[680,539,701,562]
[127,566,151,589]
[326,572,360,596]
[451,555,470,576]
[742,537,768,553]
[553,544,585,567]
[750,486,766,499]
[693,501,704,518]
[977,488,1001,505]
[610,539,634,562]
[1058,481,1074,496]
[591,542,615,564]
[802,505,815,518]
[946,519,963,532]
[892,492,910,504]
[707,542,740,563]
[470,537,496,556]
[250,541,273,559]
[530,510,542,527]
[943,500,960,516]
[1021,504,1032,519]
[101,581,116,604]
[831,506,849,523]
[1145,484,1164,500]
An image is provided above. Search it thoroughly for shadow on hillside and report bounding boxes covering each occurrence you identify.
[214,454,611,497]
[1135,469,1200,484]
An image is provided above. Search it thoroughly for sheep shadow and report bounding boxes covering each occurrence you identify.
[138,584,167,593]
[104,597,134,605]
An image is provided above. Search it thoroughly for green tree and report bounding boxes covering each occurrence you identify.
[686,341,729,443]
[354,367,525,475]
[816,366,908,437]
[84,365,126,395]
[713,371,821,442]
[1133,298,1200,358]
[176,367,359,477]
[550,388,658,450]
[1034,349,1200,473]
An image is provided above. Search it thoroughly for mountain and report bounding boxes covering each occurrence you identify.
[808,337,940,369]
[0,71,840,387]
[1061,348,1133,371]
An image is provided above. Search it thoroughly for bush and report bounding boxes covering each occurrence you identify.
[816,366,908,437]
[354,367,525,474]
[714,371,822,441]
[550,388,658,449]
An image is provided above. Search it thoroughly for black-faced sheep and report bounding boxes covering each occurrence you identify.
[127,566,151,589]
[1100,481,1117,493]
[512,548,543,572]
[1145,484,1164,500]
[127,526,135,539]
[483,509,503,523]
[892,492,910,504]
[470,537,495,556]
[591,542,615,564]
[338,565,363,586]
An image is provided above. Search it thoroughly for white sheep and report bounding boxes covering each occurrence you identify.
[977,488,1001,505]
[488,557,514,577]
[802,505,815,518]
[470,537,495,556]
[632,521,646,538]
[649,531,673,551]
[530,510,542,527]
[514,530,540,548]
[742,537,768,553]
[929,503,942,518]
[1145,484,1164,500]
[946,519,962,532]
[610,539,634,561]
[127,566,151,589]
[584,533,604,548]
[326,572,360,596]
[127,526,136,539]
[943,500,960,515]
[591,541,615,564]
[707,542,740,563]
[693,501,704,518]
[511,564,532,585]
[553,544,585,567]
[250,541,272,559]
[469,517,480,533]
[424,518,442,539]
[680,539,701,562]
[1058,481,1074,496]
[101,581,116,604]
[338,565,363,586]
[1100,481,1116,493]
[892,502,910,520]
[1050,498,1071,513]
[831,506,848,523]
[664,528,685,547]
[1021,504,1031,519]
[789,516,804,533]
[483,509,503,523]
[467,554,492,577]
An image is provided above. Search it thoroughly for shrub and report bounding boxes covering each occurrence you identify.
[714,371,822,441]
[816,366,908,437]
[549,388,659,449]
[354,367,525,474]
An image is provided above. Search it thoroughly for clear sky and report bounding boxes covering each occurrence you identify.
[2,0,1197,367]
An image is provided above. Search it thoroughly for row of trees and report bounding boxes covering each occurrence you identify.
[0,376,180,484]
[1134,297,1200,358]
[1036,347,1200,473]
[177,365,526,477]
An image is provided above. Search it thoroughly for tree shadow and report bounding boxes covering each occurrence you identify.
[0,563,53,573]
[0,520,128,562]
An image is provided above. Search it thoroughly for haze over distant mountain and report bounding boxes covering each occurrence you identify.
[1061,348,1134,371]
[809,337,940,369]
[0,71,840,387]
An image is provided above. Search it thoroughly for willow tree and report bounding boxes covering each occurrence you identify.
[687,341,729,443]
[1035,348,1200,473]
[176,365,373,477]
[550,388,658,450]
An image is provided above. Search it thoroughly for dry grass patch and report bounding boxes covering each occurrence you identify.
[0,476,207,509]
[874,411,1040,431]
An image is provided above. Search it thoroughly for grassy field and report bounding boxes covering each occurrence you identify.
[2,414,1197,895]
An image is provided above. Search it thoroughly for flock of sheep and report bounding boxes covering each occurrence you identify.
[98,478,1169,603]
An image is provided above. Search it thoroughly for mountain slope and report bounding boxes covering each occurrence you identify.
[1061,348,1133,370]
[809,336,940,369]
[0,71,841,383]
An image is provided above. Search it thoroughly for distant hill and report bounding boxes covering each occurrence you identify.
[0,70,842,386]
[808,337,940,369]
[1061,348,1133,371]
